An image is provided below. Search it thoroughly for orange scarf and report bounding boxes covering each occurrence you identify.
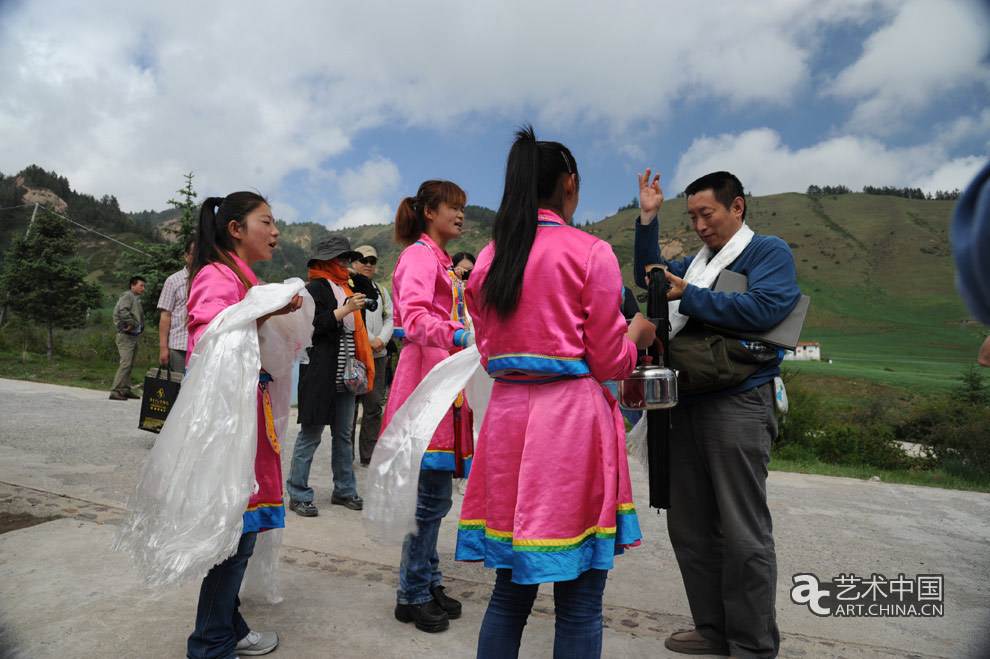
[309,261,375,390]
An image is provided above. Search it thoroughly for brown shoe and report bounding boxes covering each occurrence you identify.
[664,629,730,655]
[109,391,128,401]
[124,391,140,399]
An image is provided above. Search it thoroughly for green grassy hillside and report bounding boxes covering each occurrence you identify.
[258,192,977,398]
[2,165,977,399]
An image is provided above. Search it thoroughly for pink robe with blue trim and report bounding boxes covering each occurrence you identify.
[455,209,641,584]
[382,233,474,473]
[187,254,285,533]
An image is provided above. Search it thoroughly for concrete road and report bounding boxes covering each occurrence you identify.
[0,378,988,658]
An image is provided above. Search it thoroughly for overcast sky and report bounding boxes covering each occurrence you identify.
[1,0,988,228]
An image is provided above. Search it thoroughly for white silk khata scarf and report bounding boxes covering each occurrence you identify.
[669,224,754,337]
[112,279,314,602]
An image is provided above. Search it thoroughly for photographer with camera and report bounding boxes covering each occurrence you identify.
[352,244,394,466]
[287,235,371,516]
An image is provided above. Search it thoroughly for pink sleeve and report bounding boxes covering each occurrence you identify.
[581,240,638,382]
[186,264,243,352]
[394,247,464,349]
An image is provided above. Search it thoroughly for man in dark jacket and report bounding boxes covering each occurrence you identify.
[286,236,367,516]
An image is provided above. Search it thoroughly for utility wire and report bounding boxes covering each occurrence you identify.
[1,203,152,257]
[49,209,152,257]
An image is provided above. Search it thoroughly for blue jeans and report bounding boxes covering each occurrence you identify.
[187,532,256,659]
[397,469,453,604]
[603,380,642,426]
[477,567,608,659]
[286,392,358,502]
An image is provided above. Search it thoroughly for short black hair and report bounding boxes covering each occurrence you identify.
[684,171,746,221]
[451,252,476,267]
[129,276,146,287]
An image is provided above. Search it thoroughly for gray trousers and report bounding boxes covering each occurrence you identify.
[358,354,389,464]
[667,382,780,659]
[111,332,140,393]
[167,349,187,373]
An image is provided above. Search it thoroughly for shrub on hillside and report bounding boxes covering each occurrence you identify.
[774,374,914,470]
[896,396,990,476]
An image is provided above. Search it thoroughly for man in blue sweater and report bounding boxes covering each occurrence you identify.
[633,170,800,659]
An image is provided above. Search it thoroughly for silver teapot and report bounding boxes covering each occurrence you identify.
[617,358,678,410]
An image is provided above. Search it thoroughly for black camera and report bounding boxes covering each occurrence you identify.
[346,295,377,312]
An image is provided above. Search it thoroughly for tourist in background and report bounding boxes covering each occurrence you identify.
[287,236,370,516]
[451,251,475,281]
[109,275,145,400]
[157,239,194,372]
[352,244,393,466]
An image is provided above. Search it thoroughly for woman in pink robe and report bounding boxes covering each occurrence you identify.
[382,180,475,634]
[184,192,302,659]
[456,128,656,658]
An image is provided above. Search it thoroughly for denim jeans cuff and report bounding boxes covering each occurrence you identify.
[398,594,434,606]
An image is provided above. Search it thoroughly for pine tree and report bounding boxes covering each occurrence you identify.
[167,172,198,245]
[0,207,102,359]
[121,172,198,310]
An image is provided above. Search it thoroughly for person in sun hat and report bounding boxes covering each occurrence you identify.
[287,235,372,516]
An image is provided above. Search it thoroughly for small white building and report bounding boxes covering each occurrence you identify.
[783,342,821,361]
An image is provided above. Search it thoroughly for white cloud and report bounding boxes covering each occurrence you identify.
[270,200,299,223]
[307,157,401,229]
[334,158,401,207]
[331,202,395,230]
[936,109,990,149]
[0,0,985,217]
[0,0,866,211]
[671,127,985,196]
[827,0,990,132]
[913,156,986,194]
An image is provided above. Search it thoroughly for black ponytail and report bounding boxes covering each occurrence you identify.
[189,191,267,290]
[481,125,580,320]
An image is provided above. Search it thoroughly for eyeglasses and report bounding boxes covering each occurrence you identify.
[358,257,378,265]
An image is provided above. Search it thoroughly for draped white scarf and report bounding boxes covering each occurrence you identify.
[669,224,754,337]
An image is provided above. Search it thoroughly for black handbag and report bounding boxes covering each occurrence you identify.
[138,366,182,433]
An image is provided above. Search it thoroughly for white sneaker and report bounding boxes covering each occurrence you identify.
[234,630,278,656]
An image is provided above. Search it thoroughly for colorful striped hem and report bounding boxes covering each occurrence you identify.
[455,506,642,584]
[242,502,285,533]
[421,450,473,475]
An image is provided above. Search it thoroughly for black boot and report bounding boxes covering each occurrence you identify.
[429,584,462,620]
[394,599,450,633]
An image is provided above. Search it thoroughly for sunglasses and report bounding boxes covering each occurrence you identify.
[358,257,378,265]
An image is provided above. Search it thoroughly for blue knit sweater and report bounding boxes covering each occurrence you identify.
[633,216,802,402]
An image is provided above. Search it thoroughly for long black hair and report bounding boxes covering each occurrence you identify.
[481,125,579,320]
[189,191,268,290]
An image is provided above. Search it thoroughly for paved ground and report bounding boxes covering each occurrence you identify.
[0,377,988,658]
